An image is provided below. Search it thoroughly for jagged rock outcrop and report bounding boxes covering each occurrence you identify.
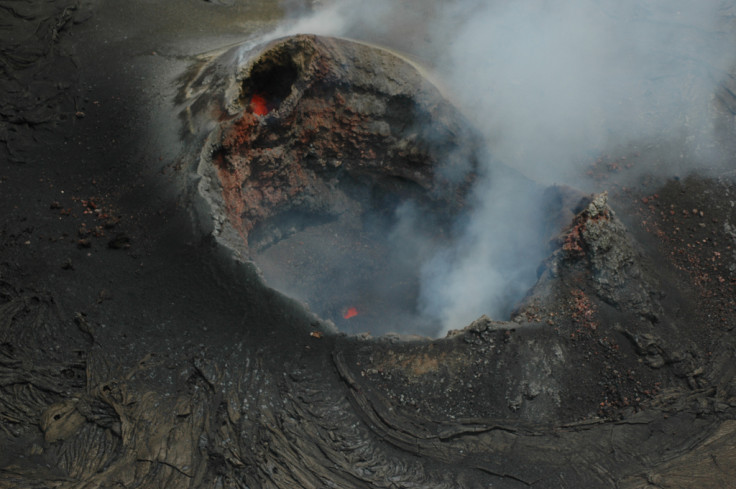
[549,192,661,320]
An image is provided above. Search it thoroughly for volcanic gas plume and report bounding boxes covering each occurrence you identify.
[268,0,736,333]
[188,0,736,337]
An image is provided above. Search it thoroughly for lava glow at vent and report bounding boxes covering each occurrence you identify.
[250,93,268,116]
[343,307,359,319]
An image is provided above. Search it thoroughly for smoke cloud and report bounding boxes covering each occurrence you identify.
[269,0,736,335]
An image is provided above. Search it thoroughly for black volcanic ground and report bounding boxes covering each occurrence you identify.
[1,1,736,488]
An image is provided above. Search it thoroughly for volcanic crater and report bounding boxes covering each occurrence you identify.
[194,34,503,334]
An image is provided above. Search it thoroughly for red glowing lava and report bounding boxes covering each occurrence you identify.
[343,307,359,319]
[250,93,268,116]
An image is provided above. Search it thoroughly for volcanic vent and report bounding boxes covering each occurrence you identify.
[196,35,485,334]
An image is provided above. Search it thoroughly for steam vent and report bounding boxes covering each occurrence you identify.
[195,35,482,333]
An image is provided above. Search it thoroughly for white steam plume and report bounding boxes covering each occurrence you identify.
[275,0,736,335]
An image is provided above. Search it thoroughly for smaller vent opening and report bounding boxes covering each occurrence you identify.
[242,55,299,115]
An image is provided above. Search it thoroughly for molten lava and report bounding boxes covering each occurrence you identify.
[343,307,359,319]
[250,93,268,116]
